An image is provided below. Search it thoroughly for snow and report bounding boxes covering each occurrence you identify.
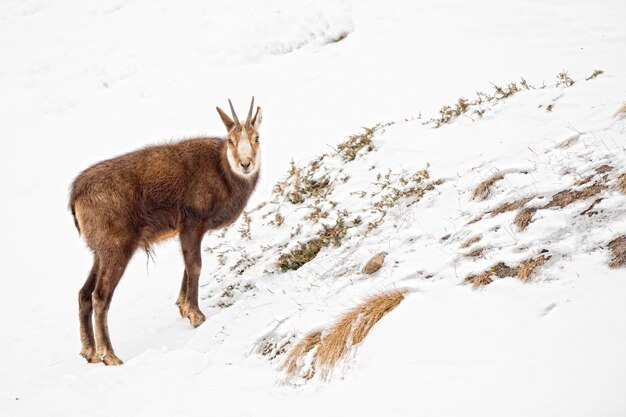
[1,0,626,416]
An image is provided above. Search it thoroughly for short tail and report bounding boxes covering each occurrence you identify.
[70,203,81,235]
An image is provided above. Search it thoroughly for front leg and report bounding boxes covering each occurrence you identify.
[179,222,206,328]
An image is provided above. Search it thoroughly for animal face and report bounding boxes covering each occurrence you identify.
[217,98,263,178]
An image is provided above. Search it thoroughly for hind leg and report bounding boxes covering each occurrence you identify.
[93,247,133,365]
[176,269,188,317]
[78,256,100,363]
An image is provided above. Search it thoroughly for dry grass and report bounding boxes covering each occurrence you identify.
[491,196,534,215]
[614,103,626,118]
[465,271,493,288]
[516,255,549,281]
[617,174,626,194]
[314,289,407,380]
[465,247,485,258]
[514,207,537,230]
[585,69,604,80]
[595,164,613,174]
[361,252,388,274]
[608,236,626,268]
[472,173,504,201]
[336,123,392,162]
[462,235,482,248]
[545,183,607,209]
[465,254,550,287]
[283,289,408,381]
[281,331,321,380]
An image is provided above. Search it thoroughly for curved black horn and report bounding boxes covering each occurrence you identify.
[228,99,242,131]
[245,96,255,129]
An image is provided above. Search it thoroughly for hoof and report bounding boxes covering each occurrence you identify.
[100,353,124,366]
[187,309,206,328]
[80,347,101,364]
[177,301,189,318]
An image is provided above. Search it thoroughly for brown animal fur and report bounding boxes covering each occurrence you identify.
[70,99,262,365]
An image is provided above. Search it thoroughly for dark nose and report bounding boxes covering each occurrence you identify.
[241,161,251,170]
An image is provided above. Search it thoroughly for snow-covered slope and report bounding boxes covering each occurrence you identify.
[1,1,626,416]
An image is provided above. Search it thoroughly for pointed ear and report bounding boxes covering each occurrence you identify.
[252,107,263,130]
[216,106,234,132]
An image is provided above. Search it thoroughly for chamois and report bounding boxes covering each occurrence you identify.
[69,98,262,365]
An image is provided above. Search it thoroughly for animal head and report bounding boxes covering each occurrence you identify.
[216,97,262,178]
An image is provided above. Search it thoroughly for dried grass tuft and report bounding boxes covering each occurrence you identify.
[514,207,537,231]
[516,255,549,281]
[464,271,493,288]
[465,254,550,287]
[491,196,534,215]
[545,184,607,209]
[614,103,626,118]
[617,174,626,194]
[472,173,504,201]
[281,331,322,380]
[608,236,626,268]
[361,252,388,274]
[595,164,613,174]
[462,235,482,248]
[465,247,485,258]
[283,289,408,381]
[313,289,407,380]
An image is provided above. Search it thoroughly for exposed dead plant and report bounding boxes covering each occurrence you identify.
[608,236,626,268]
[545,183,607,209]
[514,207,537,230]
[281,331,321,379]
[491,196,534,215]
[465,253,550,287]
[462,235,482,248]
[617,174,626,194]
[472,173,504,201]
[313,289,407,380]
[361,252,388,274]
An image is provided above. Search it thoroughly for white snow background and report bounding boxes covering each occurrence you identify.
[1,0,626,416]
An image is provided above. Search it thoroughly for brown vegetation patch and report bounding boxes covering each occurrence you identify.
[465,254,550,287]
[617,174,626,194]
[608,236,626,268]
[276,215,349,272]
[472,173,504,201]
[464,271,493,288]
[595,165,613,174]
[514,207,537,230]
[281,331,321,380]
[465,247,484,258]
[313,289,407,380]
[491,196,534,215]
[361,252,388,274]
[336,123,392,162]
[283,289,407,381]
[516,255,549,281]
[545,184,607,209]
[462,235,482,248]
[580,198,603,217]
[492,262,517,278]
[585,69,604,80]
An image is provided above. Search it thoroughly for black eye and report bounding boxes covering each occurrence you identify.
[256,136,260,143]
[227,139,234,146]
